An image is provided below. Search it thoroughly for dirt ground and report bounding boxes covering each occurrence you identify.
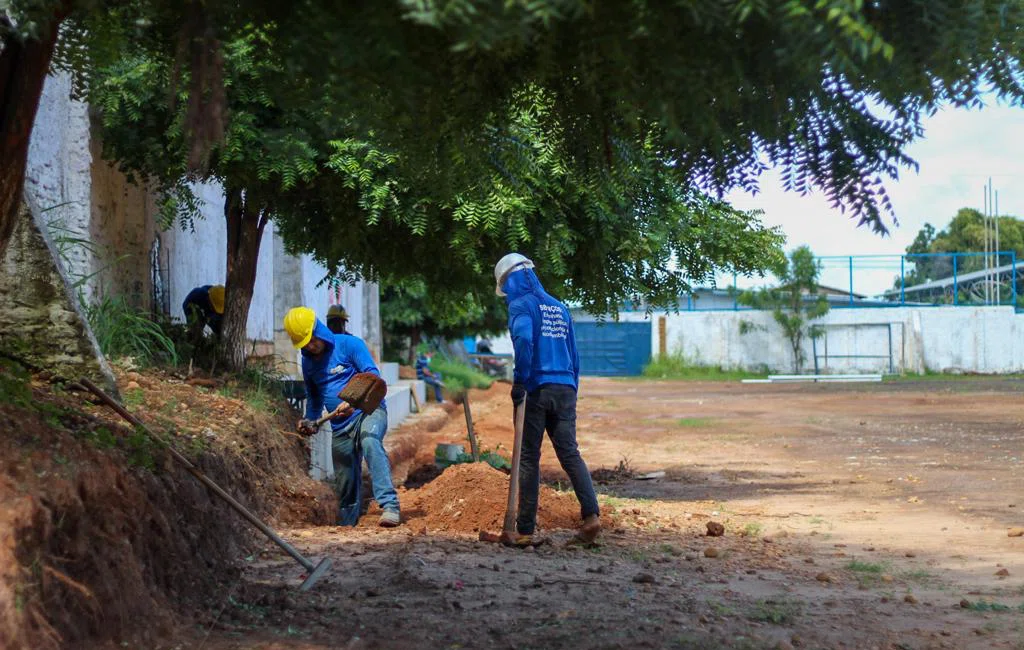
[158,378,1023,649]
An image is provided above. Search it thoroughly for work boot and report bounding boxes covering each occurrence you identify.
[576,514,601,543]
[501,532,534,548]
[379,509,401,528]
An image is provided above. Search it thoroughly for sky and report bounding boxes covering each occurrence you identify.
[722,101,1024,296]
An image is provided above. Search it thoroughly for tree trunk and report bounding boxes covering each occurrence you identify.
[408,327,421,365]
[791,332,803,374]
[219,188,268,372]
[0,6,69,260]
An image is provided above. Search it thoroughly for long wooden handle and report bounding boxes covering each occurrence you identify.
[313,401,352,427]
[502,398,526,533]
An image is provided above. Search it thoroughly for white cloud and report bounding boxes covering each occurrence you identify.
[722,101,1024,294]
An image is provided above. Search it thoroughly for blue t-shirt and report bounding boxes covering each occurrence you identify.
[301,318,384,433]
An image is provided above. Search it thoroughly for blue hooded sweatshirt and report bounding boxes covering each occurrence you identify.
[301,318,385,433]
[503,268,580,392]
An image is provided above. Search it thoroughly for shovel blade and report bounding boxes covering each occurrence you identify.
[298,557,332,591]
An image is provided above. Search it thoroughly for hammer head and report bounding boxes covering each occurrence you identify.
[337,372,388,415]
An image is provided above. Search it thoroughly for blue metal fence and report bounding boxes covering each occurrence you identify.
[665,251,1022,312]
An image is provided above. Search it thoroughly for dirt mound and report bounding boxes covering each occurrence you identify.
[406,463,582,534]
[0,362,336,650]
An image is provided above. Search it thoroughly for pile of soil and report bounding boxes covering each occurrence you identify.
[0,362,336,650]
[406,463,582,534]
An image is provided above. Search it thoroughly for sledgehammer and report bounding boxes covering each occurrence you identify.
[79,378,332,591]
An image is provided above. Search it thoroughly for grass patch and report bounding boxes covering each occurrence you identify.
[747,598,801,625]
[86,296,179,366]
[846,560,888,573]
[901,569,935,583]
[640,353,768,381]
[740,522,763,538]
[677,417,715,428]
[960,599,1022,613]
[123,388,145,408]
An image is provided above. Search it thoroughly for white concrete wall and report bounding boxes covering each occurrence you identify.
[25,72,95,300]
[26,70,380,352]
[649,306,1024,374]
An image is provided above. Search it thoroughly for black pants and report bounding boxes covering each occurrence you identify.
[517,383,600,535]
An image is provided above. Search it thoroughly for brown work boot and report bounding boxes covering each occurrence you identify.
[576,514,601,543]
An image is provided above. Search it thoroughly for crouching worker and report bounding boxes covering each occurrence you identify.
[495,253,601,545]
[182,284,225,340]
[284,307,401,527]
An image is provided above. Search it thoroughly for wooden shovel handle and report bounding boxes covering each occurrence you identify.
[502,398,526,534]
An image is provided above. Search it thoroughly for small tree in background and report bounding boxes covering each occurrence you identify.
[739,246,829,374]
[381,279,506,364]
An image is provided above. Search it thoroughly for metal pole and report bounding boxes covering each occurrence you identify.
[848,256,854,307]
[887,323,894,374]
[1014,250,1018,310]
[996,189,1001,304]
[984,184,990,305]
[733,272,738,311]
[900,255,905,305]
[953,254,958,306]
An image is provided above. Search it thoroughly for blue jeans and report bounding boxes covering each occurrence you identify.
[423,377,444,402]
[332,408,399,524]
[516,384,599,535]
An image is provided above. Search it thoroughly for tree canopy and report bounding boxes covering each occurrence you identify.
[901,208,1024,287]
[5,0,1024,355]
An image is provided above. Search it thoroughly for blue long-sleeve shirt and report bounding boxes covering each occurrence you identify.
[301,318,384,433]
[503,268,580,392]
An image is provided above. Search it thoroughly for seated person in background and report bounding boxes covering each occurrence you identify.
[415,349,445,403]
[326,304,349,335]
[476,338,493,354]
[182,284,225,344]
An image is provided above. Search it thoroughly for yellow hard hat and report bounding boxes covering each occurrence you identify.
[283,307,316,349]
[208,285,226,314]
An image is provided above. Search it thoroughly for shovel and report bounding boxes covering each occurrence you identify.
[479,397,526,545]
[306,372,388,430]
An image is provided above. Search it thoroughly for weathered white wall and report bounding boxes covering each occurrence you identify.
[644,306,1024,374]
[25,72,95,300]
[26,71,380,355]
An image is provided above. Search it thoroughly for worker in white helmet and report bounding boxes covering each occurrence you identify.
[494,253,600,545]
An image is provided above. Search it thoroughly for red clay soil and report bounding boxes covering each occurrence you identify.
[404,462,583,534]
[0,362,335,650]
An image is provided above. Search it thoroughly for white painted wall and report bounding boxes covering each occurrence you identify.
[640,306,1024,374]
[25,72,94,300]
[26,70,381,352]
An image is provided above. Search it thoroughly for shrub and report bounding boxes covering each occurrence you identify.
[430,356,494,394]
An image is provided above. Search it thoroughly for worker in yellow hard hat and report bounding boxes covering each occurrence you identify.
[283,306,400,528]
[182,284,225,346]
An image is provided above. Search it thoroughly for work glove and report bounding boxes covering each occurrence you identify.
[296,419,318,436]
[510,384,526,406]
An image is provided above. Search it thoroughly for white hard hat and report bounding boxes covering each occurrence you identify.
[494,253,534,296]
